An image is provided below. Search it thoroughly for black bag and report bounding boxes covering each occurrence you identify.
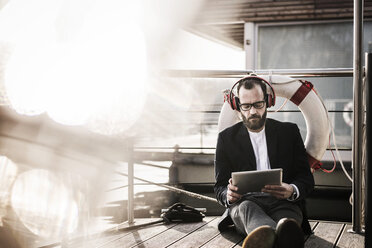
[161,203,205,223]
[117,203,205,232]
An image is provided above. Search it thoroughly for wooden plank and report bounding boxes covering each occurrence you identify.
[309,221,318,230]
[167,218,221,248]
[131,217,216,248]
[66,218,367,248]
[94,221,178,248]
[200,229,244,248]
[336,224,365,248]
[305,222,344,248]
[67,218,165,248]
[304,221,319,242]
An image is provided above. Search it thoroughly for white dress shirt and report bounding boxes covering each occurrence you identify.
[248,128,271,171]
[248,127,300,201]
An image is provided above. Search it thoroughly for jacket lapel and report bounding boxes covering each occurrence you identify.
[265,119,278,168]
[238,123,257,170]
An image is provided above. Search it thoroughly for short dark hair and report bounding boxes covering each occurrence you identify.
[237,77,267,99]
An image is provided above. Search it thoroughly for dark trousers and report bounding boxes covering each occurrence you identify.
[229,194,303,235]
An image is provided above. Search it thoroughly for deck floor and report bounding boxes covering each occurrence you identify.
[66,217,365,248]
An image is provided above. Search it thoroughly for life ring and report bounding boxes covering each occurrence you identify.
[217,75,330,171]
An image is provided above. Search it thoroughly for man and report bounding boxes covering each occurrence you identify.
[214,76,314,248]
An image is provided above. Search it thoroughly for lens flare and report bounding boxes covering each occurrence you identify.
[10,169,78,238]
[1,0,147,134]
[0,156,18,225]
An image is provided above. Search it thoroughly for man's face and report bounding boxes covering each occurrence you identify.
[238,84,267,132]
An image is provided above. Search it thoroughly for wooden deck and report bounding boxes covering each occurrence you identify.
[65,217,365,248]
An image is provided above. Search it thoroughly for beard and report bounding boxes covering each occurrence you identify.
[242,109,267,131]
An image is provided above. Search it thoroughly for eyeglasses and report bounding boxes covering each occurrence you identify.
[239,100,266,111]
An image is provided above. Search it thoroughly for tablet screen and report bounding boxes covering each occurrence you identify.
[231,168,282,194]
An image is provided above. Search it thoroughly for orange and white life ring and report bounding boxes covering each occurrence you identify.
[218,75,330,171]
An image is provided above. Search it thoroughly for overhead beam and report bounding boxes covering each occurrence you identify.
[186,26,244,50]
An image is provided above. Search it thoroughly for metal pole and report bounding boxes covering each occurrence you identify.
[200,123,203,153]
[127,139,134,224]
[365,52,371,247]
[351,0,364,234]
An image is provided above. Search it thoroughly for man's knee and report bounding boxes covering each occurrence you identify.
[238,200,260,213]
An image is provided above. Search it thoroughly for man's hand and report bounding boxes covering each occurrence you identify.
[227,178,242,204]
[261,183,294,199]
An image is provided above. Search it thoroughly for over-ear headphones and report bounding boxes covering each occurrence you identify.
[227,75,276,111]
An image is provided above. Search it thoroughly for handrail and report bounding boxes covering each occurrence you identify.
[133,147,352,151]
[163,68,355,78]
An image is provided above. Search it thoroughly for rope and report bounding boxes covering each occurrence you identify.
[273,98,289,112]
[116,171,218,203]
[312,87,353,181]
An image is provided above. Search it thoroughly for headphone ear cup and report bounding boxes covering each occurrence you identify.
[233,96,240,111]
[228,92,240,111]
[269,93,275,107]
[267,94,273,108]
[266,93,274,108]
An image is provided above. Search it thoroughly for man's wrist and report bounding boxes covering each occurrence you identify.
[288,184,299,201]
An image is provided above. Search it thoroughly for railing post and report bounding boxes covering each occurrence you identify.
[127,138,134,224]
[200,123,204,153]
[365,52,371,247]
[351,0,364,234]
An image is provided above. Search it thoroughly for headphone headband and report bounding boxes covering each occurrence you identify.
[227,75,276,111]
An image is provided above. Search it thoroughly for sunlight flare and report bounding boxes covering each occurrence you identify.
[1,0,147,134]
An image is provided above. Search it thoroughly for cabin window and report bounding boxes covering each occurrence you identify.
[255,21,372,150]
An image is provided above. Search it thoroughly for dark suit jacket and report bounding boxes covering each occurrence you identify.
[214,118,314,234]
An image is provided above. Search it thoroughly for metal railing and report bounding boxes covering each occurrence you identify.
[164,68,354,78]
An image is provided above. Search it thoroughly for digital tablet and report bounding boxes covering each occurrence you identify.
[231,168,283,195]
